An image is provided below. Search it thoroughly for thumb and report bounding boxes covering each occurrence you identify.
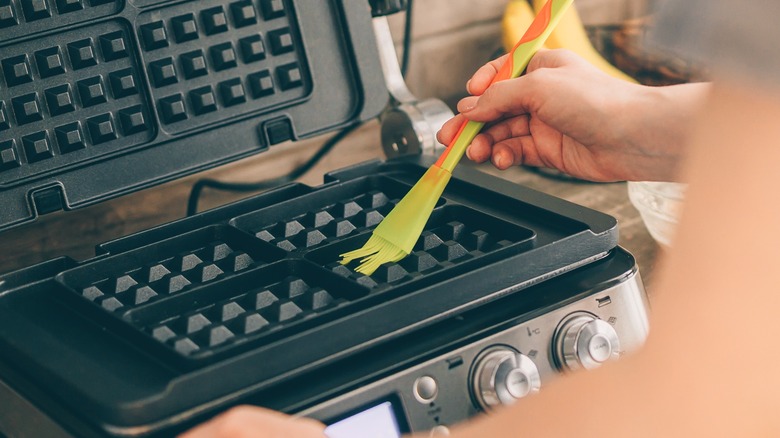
[457,49,590,123]
[527,48,593,73]
[456,49,591,123]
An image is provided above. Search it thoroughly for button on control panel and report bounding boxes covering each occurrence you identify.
[553,312,621,371]
[413,376,438,403]
[470,346,541,410]
[300,273,650,435]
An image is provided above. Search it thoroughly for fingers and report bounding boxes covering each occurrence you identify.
[438,114,531,166]
[436,114,469,146]
[492,135,553,170]
[467,133,493,163]
[179,406,325,438]
[491,141,519,170]
[470,115,531,161]
[467,54,508,96]
[437,114,486,161]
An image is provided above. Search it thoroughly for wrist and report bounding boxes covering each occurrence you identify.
[620,83,709,181]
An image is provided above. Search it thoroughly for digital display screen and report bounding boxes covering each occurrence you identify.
[324,401,402,438]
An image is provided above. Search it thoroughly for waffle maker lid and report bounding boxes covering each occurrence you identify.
[0,0,387,232]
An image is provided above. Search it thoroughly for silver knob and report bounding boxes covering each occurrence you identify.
[471,347,541,411]
[554,313,621,371]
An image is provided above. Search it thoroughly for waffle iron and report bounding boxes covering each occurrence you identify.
[0,1,650,436]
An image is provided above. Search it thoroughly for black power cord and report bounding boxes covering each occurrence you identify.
[400,0,414,77]
[186,1,415,216]
[186,123,361,216]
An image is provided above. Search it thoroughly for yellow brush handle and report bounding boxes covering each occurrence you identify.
[437,0,574,173]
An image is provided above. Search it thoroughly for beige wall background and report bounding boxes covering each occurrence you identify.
[386,0,653,104]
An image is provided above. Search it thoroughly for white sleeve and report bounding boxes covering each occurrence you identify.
[648,0,780,87]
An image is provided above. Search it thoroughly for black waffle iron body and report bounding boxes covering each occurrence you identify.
[0,1,650,437]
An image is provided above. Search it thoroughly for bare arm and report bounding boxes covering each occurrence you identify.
[179,406,325,438]
[438,49,711,182]
[448,81,780,437]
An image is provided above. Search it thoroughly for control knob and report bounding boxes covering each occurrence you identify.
[554,313,620,371]
[471,347,541,411]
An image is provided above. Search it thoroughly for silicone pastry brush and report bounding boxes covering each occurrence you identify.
[340,0,574,275]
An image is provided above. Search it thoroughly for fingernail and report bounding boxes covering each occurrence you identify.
[466,146,473,161]
[466,79,472,92]
[458,96,478,113]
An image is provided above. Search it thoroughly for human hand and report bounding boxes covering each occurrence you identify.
[438,49,702,182]
[179,406,325,438]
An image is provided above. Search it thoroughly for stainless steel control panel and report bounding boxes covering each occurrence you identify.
[301,271,650,435]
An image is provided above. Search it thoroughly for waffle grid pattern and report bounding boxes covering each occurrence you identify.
[0,0,120,42]
[329,220,516,288]
[0,21,153,183]
[75,240,262,313]
[57,181,534,361]
[136,0,308,134]
[252,190,398,252]
[146,273,343,356]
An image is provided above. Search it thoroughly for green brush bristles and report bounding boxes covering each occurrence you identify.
[339,234,408,275]
[339,165,452,276]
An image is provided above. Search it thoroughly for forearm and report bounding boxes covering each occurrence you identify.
[446,81,780,437]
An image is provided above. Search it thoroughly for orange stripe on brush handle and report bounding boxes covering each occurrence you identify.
[434,0,554,168]
[435,120,467,167]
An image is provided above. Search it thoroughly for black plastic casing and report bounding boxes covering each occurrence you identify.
[0,156,620,437]
[0,0,388,231]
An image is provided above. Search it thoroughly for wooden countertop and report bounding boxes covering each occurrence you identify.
[0,120,661,289]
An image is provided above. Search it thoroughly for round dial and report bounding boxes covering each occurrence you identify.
[471,346,541,411]
[554,313,621,371]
